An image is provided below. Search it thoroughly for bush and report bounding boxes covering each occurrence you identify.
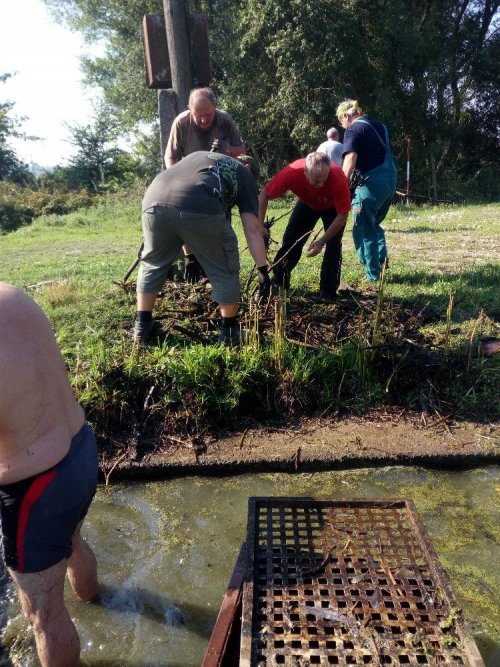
[0,182,94,234]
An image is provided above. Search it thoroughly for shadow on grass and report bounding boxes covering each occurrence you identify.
[388,263,499,319]
[391,225,453,234]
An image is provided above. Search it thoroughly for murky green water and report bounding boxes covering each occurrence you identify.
[1,466,499,666]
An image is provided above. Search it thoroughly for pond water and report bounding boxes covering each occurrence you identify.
[1,466,499,666]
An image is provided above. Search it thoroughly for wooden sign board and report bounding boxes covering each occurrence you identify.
[142,14,171,89]
[142,13,211,90]
[190,14,212,87]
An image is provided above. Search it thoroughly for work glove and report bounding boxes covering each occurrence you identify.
[256,265,271,300]
[349,168,364,198]
[184,254,204,283]
[210,138,231,154]
[263,216,274,249]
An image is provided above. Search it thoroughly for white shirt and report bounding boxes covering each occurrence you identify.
[317,139,344,167]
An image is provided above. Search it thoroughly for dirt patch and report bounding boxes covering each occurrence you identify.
[103,410,499,481]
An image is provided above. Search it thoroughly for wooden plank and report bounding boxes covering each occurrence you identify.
[158,89,178,165]
[190,14,212,87]
[142,14,171,89]
[142,13,211,90]
[202,542,246,667]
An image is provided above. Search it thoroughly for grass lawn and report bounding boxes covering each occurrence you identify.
[1,195,498,449]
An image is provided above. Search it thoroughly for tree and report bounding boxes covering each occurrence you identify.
[390,0,500,198]
[0,73,31,184]
[224,0,499,197]
[221,0,364,171]
[43,0,500,200]
[64,102,144,192]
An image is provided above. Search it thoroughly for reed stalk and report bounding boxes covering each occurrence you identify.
[273,293,287,371]
[445,288,455,350]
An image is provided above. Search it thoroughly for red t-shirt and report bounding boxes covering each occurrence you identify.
[264,158,351,213]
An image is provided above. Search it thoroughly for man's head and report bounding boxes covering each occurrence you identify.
[304,152,331,188]
[326,127,339,141]
[336,99,363,129]
[188,87,217,130]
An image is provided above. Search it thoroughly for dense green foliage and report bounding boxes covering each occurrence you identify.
[42,0,499,199]
[61,102,148,192]
[0,181,94,233]
[0,100,149,233]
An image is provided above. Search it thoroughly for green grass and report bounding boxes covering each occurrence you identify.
[1,194,498,453]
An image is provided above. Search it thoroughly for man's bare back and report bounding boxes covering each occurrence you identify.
[0,282,98,667]
[0,282,84,483]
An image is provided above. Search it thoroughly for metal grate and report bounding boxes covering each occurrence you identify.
[240,498,484,667]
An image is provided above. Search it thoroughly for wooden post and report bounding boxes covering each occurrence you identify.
[162,0,191,113]
[142,7,211,167]
[431,153,437,203]
[158,89,178,166]
[405,138,411,205]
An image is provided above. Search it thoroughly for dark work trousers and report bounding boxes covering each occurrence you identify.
[272,201,345,296]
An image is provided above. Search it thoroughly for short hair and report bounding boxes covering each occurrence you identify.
[189,87,216,106]
[305,152,331,174]
[326,127,339,140]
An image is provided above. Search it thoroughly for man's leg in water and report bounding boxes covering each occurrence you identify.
[67,520,98,602]
[8,521,97,666]
[9,559,80,667]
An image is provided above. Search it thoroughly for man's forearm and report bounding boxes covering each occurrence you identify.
[323,213,348,242]
[342,152,357,180]
[258,191,269,226]
[241,213,268,267]
[246,229,268,267]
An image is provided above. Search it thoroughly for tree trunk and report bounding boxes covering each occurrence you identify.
[430,153,437,203]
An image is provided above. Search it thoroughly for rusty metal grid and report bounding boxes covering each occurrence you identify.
[240,498,484,667]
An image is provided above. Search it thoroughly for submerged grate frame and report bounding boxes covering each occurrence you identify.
[240,497,485,667]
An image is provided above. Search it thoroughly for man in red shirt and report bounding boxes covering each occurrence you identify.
[259,152,351,299]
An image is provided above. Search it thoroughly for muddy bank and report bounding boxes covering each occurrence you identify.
[100,410,499,480]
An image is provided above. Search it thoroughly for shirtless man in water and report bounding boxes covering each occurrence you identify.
[0,282,98,667]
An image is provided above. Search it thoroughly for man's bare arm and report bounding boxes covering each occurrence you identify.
[342,152,357,180]
[258,190,270,227]
[241,212,268,267]
[306,212,349,257]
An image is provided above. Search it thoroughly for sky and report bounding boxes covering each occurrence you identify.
[0,0,100,167]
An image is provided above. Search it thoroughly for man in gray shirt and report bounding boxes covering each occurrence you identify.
[134,152,269,345]
[165,87,245,167]
[317,127,344,167]
[164,87,246,282]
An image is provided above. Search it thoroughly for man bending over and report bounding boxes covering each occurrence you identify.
[0,282,98,667]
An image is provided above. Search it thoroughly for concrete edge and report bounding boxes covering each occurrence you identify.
[100,451,500,482]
